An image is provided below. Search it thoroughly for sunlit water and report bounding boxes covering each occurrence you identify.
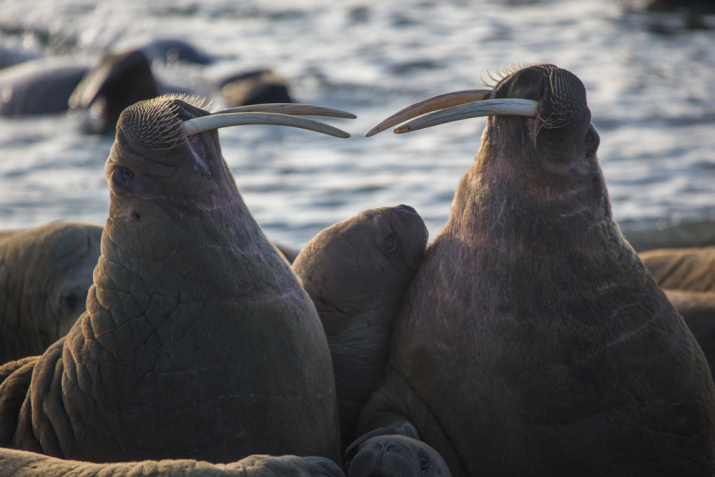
[1,0,714,248]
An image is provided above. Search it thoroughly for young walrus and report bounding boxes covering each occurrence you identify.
[353,64,715,476]
[292,205,429,452]
[0,221,102,364]
[0,96,356,473]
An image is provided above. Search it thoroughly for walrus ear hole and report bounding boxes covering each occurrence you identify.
[60,293,79,313]
[584,127,600,156]
[385,235,399,254]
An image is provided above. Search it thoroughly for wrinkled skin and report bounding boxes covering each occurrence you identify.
[293,205,428,451]
[640,246,715,292]
[662,289,715,381]
[352,65,715,476]
[0,447,344,477]
[347,435,449,477]
[0,221,102,364]
[0,96,340,471]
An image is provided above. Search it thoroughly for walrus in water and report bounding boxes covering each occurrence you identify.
[353,64,715,476]
[0,95,356,473]
[0,221,102,364]
[292,205,429,451]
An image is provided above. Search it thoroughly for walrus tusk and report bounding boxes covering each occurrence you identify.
[213,103,357,119]
[184,112,352,138]
[394,98,538,134]
[365,89,494,137]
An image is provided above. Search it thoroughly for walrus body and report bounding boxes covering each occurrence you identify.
[0,59,89,116]
[640,246,715,291]
[293,205,428,450]
[0,221,102,364]
[0,96,340,467]
[0,447,343,477]
[664,289,715,376]
[355,65,715,476]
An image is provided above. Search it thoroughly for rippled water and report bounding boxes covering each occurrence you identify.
[1,0,714,248]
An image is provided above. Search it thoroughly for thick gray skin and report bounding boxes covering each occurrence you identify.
[0,59,89,116]
[353,65,715,476]
[0,96,340,467]
[0,447,343,477]
[347,435,449,477]
[292,205,428,451]
[663,289,715,382]
[0,221,102,364]
[640,246,715,292]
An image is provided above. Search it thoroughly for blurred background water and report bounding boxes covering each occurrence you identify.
[0,0,713,249]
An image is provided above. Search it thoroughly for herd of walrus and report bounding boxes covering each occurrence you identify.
[1,63,715,476]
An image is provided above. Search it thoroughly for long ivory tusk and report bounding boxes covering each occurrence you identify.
[365,89,495,137]
[213,104,357,119]
[394,98,538,134]
[184,112,351,138]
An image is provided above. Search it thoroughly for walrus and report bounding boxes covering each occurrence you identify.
[0,59,89,116]
[292,205,429,451]
[0,220,301,366]
[0,447,343,476]
[0,49,158,132]
[0,221,102,364]
[346,434,450,477]
[640,246,715,291]
[0,96,355,471]
[353,64,715,476]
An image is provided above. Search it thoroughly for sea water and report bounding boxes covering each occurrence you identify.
[0,0,713,248]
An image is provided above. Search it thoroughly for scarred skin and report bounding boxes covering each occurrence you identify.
[0,96,340,471]
[352,65,715,476]
[292,205,428,451]
[0,221,102,364]
[640,246,715,292]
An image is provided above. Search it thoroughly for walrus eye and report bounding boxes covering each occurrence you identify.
[112,166,134,188]
[419,454,431,471]
[60,293,79,312]
[385,234,399,254]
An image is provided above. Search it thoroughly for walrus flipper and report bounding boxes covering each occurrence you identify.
[0,448,344,477]
[0,356,40,448]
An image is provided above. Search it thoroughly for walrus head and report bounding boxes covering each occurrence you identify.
[105,96,354,258]
[40,95,353,463]
[368,64,605,252]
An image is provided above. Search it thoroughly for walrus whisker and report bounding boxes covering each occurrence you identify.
[183,112,351,138]
[212,103,357,119]
[393,98,538,134]
[365,89,495,137]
